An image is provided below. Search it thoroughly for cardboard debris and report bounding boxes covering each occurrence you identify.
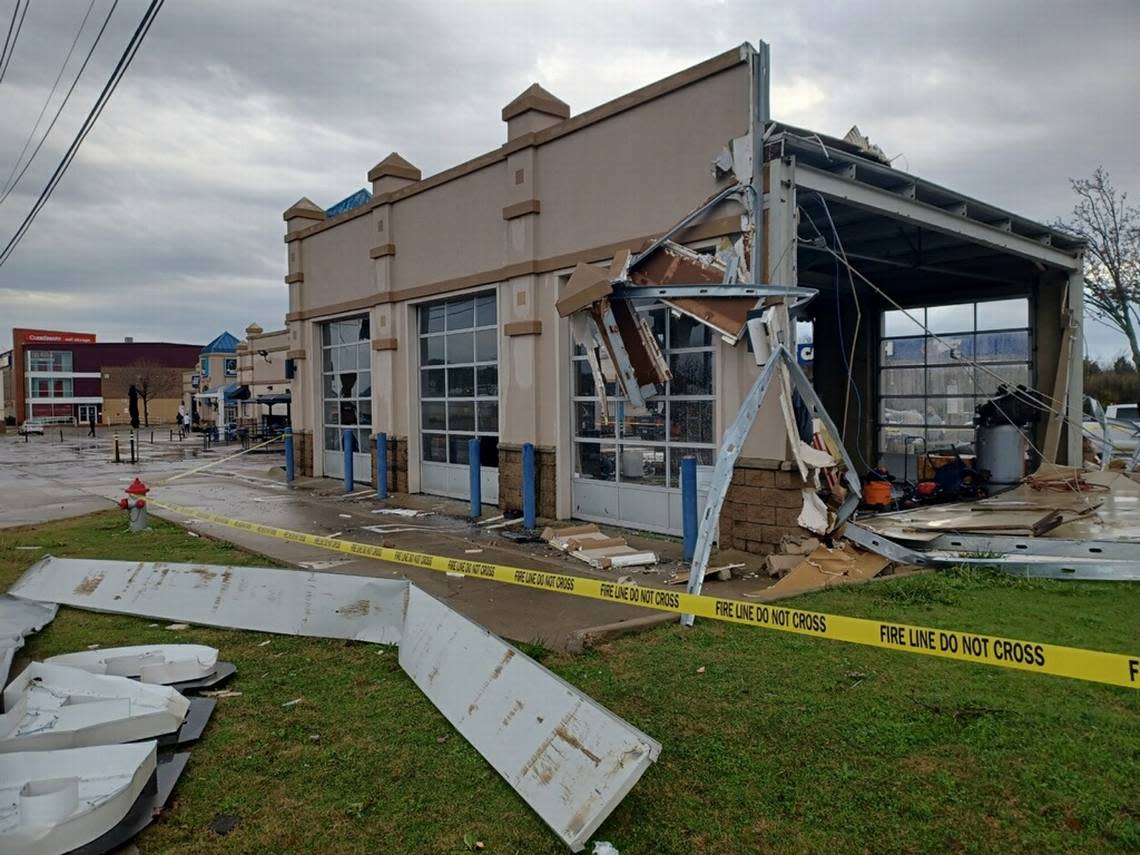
[765,554,803,579]
[666,563,743,585]
[543,524,658,570]
[757,544,890,597]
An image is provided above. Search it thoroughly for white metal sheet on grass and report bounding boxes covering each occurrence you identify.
[10,556,407,644]
[0,595,58,684]
[0,741,156,855]
[0,663,189,752]
[399,586,661,851]
[45,644,219,685]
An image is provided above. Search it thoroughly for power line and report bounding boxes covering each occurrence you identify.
[0,0,117,207]
[1,0,98,198]
[0,0,163,268]
[0,0,28,86]
[0,3,19,82]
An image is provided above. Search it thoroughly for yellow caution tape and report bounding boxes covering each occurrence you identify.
[150,498,1139,690]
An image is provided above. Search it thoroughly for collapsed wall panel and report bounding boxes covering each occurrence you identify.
[10,557,406,645]
[0,595,58,684]
[45,644,220,685]
[399,585,661,851]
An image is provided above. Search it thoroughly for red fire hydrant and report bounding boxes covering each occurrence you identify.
[119,477,149,532]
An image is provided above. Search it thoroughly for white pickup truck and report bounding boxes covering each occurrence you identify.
[1106,403,1139,423]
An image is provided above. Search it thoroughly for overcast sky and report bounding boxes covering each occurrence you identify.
[0,0,1137,359]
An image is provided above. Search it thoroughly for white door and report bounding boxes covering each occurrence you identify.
[320,315,373,482]
[417,291,499,503]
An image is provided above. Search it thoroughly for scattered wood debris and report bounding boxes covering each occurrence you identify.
[541,524,658,569]
[665,563,744,585]
[748,543,890,598]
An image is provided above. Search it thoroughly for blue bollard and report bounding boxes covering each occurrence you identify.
[284,427,295,482]
[681,456,698,563]
[468,436,481,519]
[522,442,536,529]
[376,432,388,499]
[342,429,355,493]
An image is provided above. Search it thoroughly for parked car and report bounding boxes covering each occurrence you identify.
[18,420,45,436]
[1105,403,1140,427]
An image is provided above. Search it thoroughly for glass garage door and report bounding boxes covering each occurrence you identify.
[418,291,499,502]
[320,315,372,481]
[571,302,717,534]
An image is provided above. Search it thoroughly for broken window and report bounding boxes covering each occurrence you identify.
[572,301,716,488]
[320,316,373,455]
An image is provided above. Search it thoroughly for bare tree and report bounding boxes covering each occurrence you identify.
[129,360,181,426]
[1056,168,1140,391]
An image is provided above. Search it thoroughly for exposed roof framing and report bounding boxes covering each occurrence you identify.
[769,125,1084,269]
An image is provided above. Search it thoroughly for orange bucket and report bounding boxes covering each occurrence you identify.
[863,480,892,507]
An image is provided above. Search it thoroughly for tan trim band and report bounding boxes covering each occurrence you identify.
[283,206,325,222]
[371,338,398,351]
[285,214,739,322]
[502,199,541,220]
[504,320,542,337]
[368,162,421,183]
[286,349,306,359]
[282,46,748,243]
[369,244,397,259]
[284,272,304,284]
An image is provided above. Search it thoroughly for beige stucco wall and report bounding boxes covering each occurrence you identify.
[284,45,787,511]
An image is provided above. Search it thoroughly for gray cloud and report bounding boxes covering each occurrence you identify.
[0,0,1137,359]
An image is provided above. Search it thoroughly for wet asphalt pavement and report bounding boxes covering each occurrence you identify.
[1,427,767,648]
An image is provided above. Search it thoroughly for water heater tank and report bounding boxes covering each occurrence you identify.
[976,424,1027,486]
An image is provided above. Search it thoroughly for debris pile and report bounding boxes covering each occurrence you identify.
[541,523,658,569]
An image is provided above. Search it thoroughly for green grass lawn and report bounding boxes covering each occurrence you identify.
[2,512,1138,854]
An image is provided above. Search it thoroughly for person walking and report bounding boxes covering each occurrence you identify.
[177,404,187,439]
[87,409,96,437]
[183,408,193,438]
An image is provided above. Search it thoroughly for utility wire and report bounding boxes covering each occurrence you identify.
[0,0,29,86]
[1,0,98,198]
[0,3,19,82]
[0,0,162,268]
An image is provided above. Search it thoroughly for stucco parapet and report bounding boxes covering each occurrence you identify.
[367,152,421,183]
[502,83,570,122]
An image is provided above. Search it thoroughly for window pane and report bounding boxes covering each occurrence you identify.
[358,401,372,425]
[880,367,925,397]
[359,372,372,398]
[670,352,712,395]
[422,401,446,431]
[479,436,499,468]
[323,401,338,425]
[883,308,924,337]
[421,302,446,334]
[926,334,972,365]
[975,330,1029,362]
[321,325,332,347]
[575,401,616,438]
[575,441,616,481]
[448,401,475,432]
[448,367,474,397]
[336,371,359,398]
[322,349,334,373]
[645,307,667,348]
[357,316,370,341]
[670,401,714,444]
[880,398,926,426]
[977,298,1028,331]
[670,312,712,348]
[881,337,925,367]
[977,363,1029,395]
[447,331,474,365]
[323,427,340,451]
[927,397,974,427]
[422,433,447,462]
[420,335,445,366]
[475,292,497,326]
[476,366,497,397]
[476,402,498,433]
[927,426,974,452]
[927,303,974,334]
[927,365,975,396]
[618,445,666,486]
[668,446,715,486]
[625,399,665,441]
[475,329,496,362]
[449,434,474,464]
[421,368,445,398]
[339,401,358,425]
[446,298,474,331]
[573,359,595,397]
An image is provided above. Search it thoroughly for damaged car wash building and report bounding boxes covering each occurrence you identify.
[280,41,1084,551]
